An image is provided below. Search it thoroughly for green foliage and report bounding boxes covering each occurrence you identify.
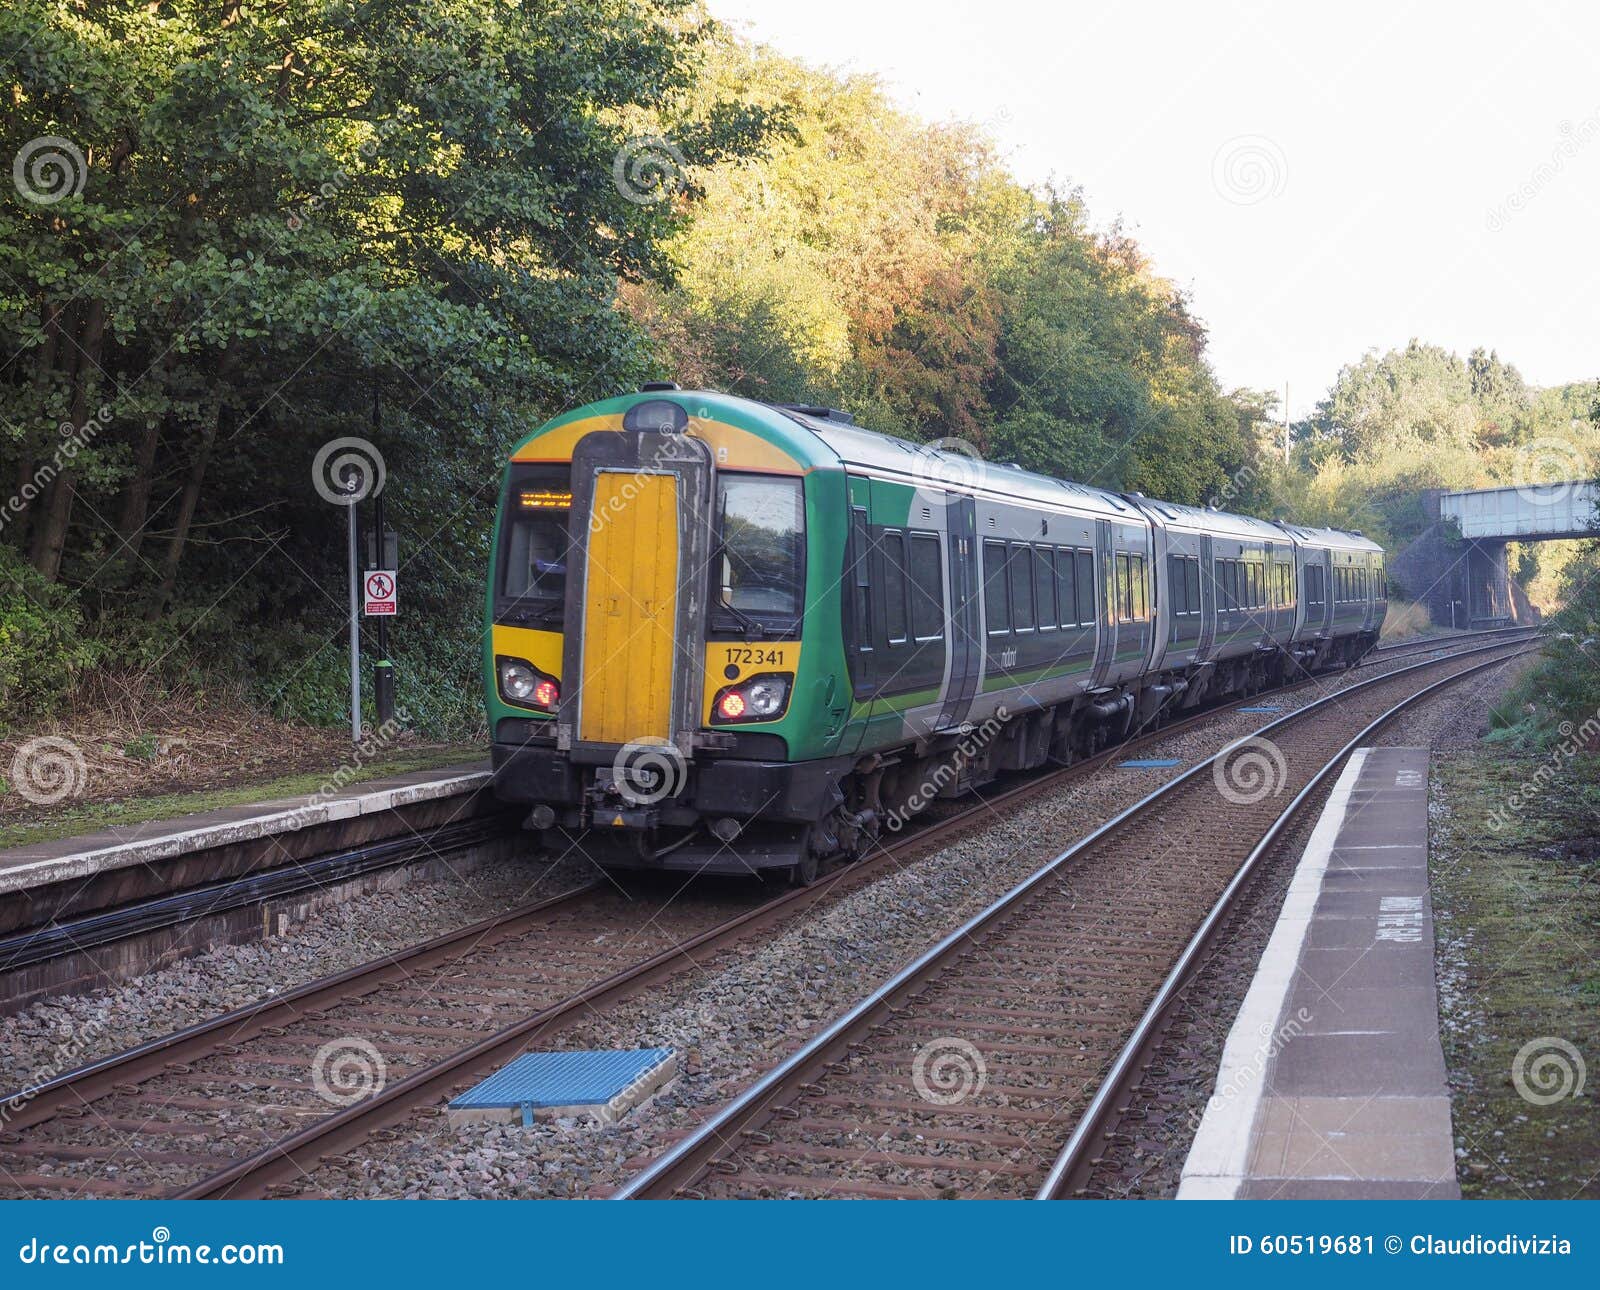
[1494,542,1600,738]
[123,733,158,763]
[0,545,98,722]
[0,0,776,732]
[1290,343,1599,554]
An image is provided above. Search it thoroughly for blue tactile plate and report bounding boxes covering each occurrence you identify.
[449,1048,674,1112]
[1117,758,1183,769]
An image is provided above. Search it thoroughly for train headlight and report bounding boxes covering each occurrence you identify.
[497,656,559,712]
[712,673,791,723]
[744,676,788,716]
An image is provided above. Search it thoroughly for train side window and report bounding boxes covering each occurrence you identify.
[883,530,908,646]
[1055,547,1076,628]
[984,539,1010,635]
[1035,547,1056,630]
[1167,555,1186,615]
[1115,553,1131,622]
[850,506,872,651]
[1131,555,1147,620]
[1010,543,1036,631]
[1186,558,1200,616]
[1377,563,1387,601]
[1075,550,1095,625]
[908,533,944,640]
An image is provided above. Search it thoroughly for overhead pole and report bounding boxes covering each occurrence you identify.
[1283,381,1291,463]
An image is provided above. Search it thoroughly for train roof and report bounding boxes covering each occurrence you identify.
[520,389,1383,553]
[780,407,1145,522]
[1274,522,1384,553]
[1134,497,1284,540]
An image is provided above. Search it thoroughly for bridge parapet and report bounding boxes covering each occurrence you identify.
[1439,482,1597,541]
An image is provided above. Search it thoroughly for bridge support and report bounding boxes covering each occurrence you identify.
[1390,490,1526,628]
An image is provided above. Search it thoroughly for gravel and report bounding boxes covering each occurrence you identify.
[1081,650,1532,1198]
[312,649,1507,1199]
[0,640,1525,1199]
[0,848,596,1095]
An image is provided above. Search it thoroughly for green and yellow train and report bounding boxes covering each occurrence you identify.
[485,386,1385,882]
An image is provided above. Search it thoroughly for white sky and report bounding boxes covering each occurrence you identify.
[708,0,1600,419]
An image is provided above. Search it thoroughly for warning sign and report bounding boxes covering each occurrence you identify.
[364,570,397,616]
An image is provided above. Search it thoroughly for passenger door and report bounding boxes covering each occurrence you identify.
[1090,519,1116,686]
[937,494,981,732]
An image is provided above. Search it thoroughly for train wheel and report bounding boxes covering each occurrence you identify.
[790,853,820,887]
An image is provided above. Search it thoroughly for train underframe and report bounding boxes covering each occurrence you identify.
[494,631,1379,885]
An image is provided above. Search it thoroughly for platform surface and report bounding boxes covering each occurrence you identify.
[0,762,490,896]
[1179,745,1460,1199]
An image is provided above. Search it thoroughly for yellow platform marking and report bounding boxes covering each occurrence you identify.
[579,471,680,744]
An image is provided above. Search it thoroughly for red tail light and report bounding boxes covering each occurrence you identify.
[717,690,747,719]
[533,679,559,709]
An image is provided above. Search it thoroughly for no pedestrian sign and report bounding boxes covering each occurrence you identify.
[364,569,397,616]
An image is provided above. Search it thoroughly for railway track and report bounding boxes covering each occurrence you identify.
[1,627,1538,990]
[0,634,1531,1200]
[1369,623,1533,659]
[612,639,1530,1199]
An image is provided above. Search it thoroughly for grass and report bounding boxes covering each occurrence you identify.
[0,743,486,851]
[1430,750,1600,1198]
[1379,597,1432,641]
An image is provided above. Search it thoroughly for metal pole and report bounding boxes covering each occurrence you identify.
[348,499,361,743]
[370,386,396,727]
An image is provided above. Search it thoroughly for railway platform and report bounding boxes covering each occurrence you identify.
[1178,745,1459,1199]
[0,761,507,1010]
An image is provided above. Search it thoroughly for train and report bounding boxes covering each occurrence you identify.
[485,386,1386,883]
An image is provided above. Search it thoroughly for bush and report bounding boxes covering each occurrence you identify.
[1488,541,1600,745]
[0,544,101,725]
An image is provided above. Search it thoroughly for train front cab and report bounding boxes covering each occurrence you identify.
[487,393,858,880]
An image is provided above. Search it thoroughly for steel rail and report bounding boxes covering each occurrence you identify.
[166,638,1531,1197]
[0,814,519,975]
[611,638,1530,1198]
[1033,645,1528,1198]
[1,632,1525,1199]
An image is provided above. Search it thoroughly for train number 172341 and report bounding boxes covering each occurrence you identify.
[722,646,790,668]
